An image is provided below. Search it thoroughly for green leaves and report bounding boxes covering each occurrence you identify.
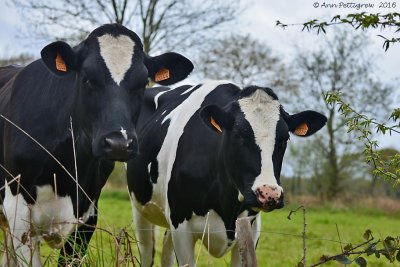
[334,255,352,264]
[312,230,400,266]
[355,256,367,267]
[324,91,400,184]
[278,12,400,50]
[363,229,372,240]
[344,243,353,251]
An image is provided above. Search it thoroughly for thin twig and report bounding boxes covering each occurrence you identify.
[309,238,374,267]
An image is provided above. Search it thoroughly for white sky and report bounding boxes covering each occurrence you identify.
[0,0,399,148]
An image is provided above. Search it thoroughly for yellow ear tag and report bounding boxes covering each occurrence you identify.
[210,116,222,133]
[55,53,67,72]
[155,68,170,82]
[294,122,308,136]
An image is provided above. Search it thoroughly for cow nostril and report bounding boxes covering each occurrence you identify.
[104,137,114,147]
[104,137,132,151]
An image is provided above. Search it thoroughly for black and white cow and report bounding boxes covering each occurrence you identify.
[127,81,327,266]
[0,23,193,266]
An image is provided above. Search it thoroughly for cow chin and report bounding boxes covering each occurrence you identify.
[246,194,285,213]
[92,147,138,162]
[251,205,280,213]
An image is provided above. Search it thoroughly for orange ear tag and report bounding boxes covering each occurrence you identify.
[155,68,170,82]
[55,53,67,72]
[294,122,308,136]
[210,117,222,133]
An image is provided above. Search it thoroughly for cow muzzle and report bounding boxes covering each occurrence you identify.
[255,185,284,212]
[98,131,138,161]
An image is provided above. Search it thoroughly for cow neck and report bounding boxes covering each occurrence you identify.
[212,136,247,219]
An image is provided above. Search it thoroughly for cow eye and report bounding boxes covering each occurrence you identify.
[82,76,90,85]
[83,77,97,88]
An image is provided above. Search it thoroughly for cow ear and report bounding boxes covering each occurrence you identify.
[286,110,327,137]
[145,52,194,85]
[41,41,78,76]
[199,105,233,133]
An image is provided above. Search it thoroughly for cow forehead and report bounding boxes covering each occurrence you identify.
[238,89,281,138]
[97,34,135,86]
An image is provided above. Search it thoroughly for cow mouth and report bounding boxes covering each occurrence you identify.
[250,206,276,213]
[249,199,284,213]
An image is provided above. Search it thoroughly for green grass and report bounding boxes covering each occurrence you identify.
[2,189,399,266]
[91,190,400,267]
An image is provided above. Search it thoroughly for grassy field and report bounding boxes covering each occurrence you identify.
[2,189,399,266]
[84,190,399,267]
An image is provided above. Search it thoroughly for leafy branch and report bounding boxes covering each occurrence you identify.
[311,230,400,266]
[288,207,400,266]
[276,12,400,50]
[325,91,400,185]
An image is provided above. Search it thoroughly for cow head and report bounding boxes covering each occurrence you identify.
[40,24,193,161]
[200,86,327,212]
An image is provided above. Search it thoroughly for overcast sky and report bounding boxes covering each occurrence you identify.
[0,0,399,148]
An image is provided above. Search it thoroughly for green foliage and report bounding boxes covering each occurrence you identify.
[277,12,400,50]
[325,91,400,185]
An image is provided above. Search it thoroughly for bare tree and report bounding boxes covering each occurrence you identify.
[0,53,33,66]
[195,34,298,94]
[291,29,394,200]
[10,0,241,53]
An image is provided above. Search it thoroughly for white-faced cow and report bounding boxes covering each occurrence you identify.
[0,24,193,266]
[127,80,327,266]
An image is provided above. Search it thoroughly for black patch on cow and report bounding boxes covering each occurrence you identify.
[239,86,278,100]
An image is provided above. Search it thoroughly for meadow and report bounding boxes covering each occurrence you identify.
[35,189,398,267]
[1,163,398,267]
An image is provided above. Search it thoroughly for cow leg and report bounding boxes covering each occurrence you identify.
[160,230,175,267]
[133,205,155,267]
[2,184,41,267]
[58,211,98,266]
[170,222,195,267]
[230,214,261,267]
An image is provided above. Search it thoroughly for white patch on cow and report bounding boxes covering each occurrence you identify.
[161,110,167,116]
[181,86,196,95]
[171,209,234,265]
[2,181,97,265]
[154,88,176,109]
[238,90,283,192]
[147,163,151,174]
[120,127,128,140]
[171,209,253,265]
[98,34,135,86]
[2,179,41,265]
[31,185,76,245]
